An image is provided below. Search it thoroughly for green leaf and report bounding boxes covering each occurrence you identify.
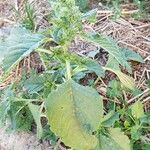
[122,48,144,63]
[22,1,35,30]
[131,87,142,97]
[53,48,105,77]
[28,103,43,139]
[130,125,141,140]
[104,52,136,90]
[71,52,105,77]
[140,114,150,124]
[147,80,150,88]
[107,80,122,98]
[105,56,135,90]
[104,67,135,90]
[0,27,43,75]
[12,97,40,102]
[84,59,105,77]
[106,48,143,72]
[105,48,144,74]
[24,73,45,94]
[142,144,150,150]
[96,128,131,150]
[105,55,121,71]
[46,79,103,150]
[0,86,13,124]
[114,71,135,90]
[87,50,99,59]
[75,0,89,12]
[131,101,144,119]
[81,9,97,22]
[81,32,130,70]
[101,111,119,127]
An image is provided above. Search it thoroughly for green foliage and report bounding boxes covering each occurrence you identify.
[50,47,105,77]
[0,87,13,124]
[49,0,82,45]
[123,48,144,63]
[28,103,43,139]
[46,79,103,149]
[96,128,130,150]
[132,0,150,19]
[102,0,150,19]
[118,102,149,148]
[0,86,34,131]
[147,80,150,88]
[107,80,122,98]
[131,101,144,119]
[81,32,143,74]
[81,32,128,68]
[9,102,33,131]
[22,1,35,30]
[81,9,97,23]
[24,73,45,94]
[75,0,89,12]
[0,27,44,77]
[105,86,149,149]
[0,0,147,149]
[101,111,119,127]
[106,69,135,90]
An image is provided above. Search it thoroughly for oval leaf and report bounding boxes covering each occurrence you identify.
[46,79,103,150]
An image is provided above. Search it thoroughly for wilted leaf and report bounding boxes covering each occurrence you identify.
[46,79,103,150]
[115,71,135,90]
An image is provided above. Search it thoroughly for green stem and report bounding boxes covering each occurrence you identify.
[66,60,71,80]
[36,48,52,55]
[141,126,150,129]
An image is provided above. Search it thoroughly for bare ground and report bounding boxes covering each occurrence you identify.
[0,127,53,150]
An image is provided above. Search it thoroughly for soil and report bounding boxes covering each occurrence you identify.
[0,127,53,150]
